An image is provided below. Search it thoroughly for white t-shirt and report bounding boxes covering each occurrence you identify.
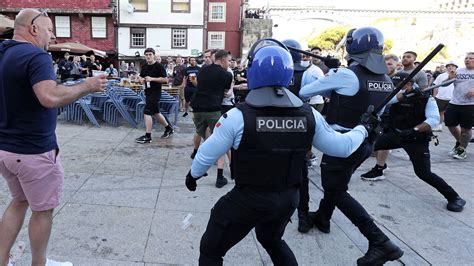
[450,67,474,105]
[433,72,454,101]
[303,65,325,104]
[222,68,235,106]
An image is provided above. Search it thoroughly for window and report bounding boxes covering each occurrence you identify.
[209,3,226,22]
[91,17,106,38]
[208,31,225,49]
[130,28,146,48]
[55,16,70,38]
[172,29,187,49]
[172,0,190,13]
[130,0,148,12]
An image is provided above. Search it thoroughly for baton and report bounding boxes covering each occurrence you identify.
[421,78,455,92]
[286,45,341,69]
[372,44,445,115]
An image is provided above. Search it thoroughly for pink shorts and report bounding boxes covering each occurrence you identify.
[0,149,64,212]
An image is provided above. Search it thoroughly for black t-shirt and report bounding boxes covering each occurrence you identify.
[184,65,201,89]
[140,62,167,91]
[172,64,186,86]
[86,60,101,77]
[191,64,233,112]
[233,68,247,85]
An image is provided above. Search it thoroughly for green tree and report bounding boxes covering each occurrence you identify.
[383,39,393,54]
[418,46,449,62]
[308,26,349,51]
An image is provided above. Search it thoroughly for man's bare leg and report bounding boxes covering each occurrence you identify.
[0,200,28,266]
[29,209,54,266]
[376,150,390,166]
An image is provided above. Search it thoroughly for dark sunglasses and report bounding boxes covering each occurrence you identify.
[31,10,48,25]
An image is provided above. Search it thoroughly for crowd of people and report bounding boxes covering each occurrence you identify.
[54,53,109,82]
[0,8,473,266]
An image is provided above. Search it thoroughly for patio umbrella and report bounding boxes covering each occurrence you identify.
[48,42,107,58]
[0,15,14,33]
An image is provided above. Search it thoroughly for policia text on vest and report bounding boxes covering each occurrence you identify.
[256,116,307,132]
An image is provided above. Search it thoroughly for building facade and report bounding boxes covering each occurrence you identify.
[118,0,205,59]
[205,0,245,58]
[0,0,116,55]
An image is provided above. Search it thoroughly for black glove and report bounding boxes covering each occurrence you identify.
[185,171,207,191]
[322,56,341,69]
[359,105,381,134]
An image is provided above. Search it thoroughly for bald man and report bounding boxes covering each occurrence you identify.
[0,9,107,266]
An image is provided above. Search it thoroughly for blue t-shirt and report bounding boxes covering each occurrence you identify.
[0,40,58,154]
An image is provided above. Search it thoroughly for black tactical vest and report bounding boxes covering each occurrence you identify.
[231,103,315,191]
[288,69,305,98]
[325,65,394,128]
[389,95,428,130]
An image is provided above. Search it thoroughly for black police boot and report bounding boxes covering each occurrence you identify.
[308,210,330,233]
[357,224,404,266]
[297,210,313,233]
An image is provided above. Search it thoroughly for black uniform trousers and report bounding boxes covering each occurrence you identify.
[318,139,374,228]
[199,186,299,266]
[374,132,459,201]
[298,161,310,211]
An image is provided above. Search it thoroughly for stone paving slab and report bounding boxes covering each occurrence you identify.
[47,203,154,262]
[70,174,161,209]
[143,209,262,265]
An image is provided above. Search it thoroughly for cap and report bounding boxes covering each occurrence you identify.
[144,48,155,54]
[445,60,458,68]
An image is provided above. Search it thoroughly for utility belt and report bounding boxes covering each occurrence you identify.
[392,128,436,144]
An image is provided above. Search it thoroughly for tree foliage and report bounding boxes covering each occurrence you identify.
[308,26,348,51]
[383,39,393,54]
[417,46,449,61]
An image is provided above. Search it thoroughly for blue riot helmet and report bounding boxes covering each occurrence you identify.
[346,27,384,54]
[281,39,309,71]
[281,39,302,63]
[247,39,293,90]
[245,38,303,108]
[345,27,387,74]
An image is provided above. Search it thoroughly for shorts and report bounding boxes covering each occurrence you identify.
[435,98,450,112]
[221,105,233,115]
[177,86,184,101]
[144,89,161,115]
[0,149,64,212]
[444,103,474,129]
[184,87,195,103]
[193,111,221,137]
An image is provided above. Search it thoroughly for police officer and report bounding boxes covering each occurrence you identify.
[281,39,314,233]
[185,39,380,265]
[282,39,309,97]
[300,27,404,265]
[368,78,467,212]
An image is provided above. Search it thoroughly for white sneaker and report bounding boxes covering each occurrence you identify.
[449,145,459,155]
[46,259,73,266]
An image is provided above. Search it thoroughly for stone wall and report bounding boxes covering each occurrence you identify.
[241,18,273,58]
